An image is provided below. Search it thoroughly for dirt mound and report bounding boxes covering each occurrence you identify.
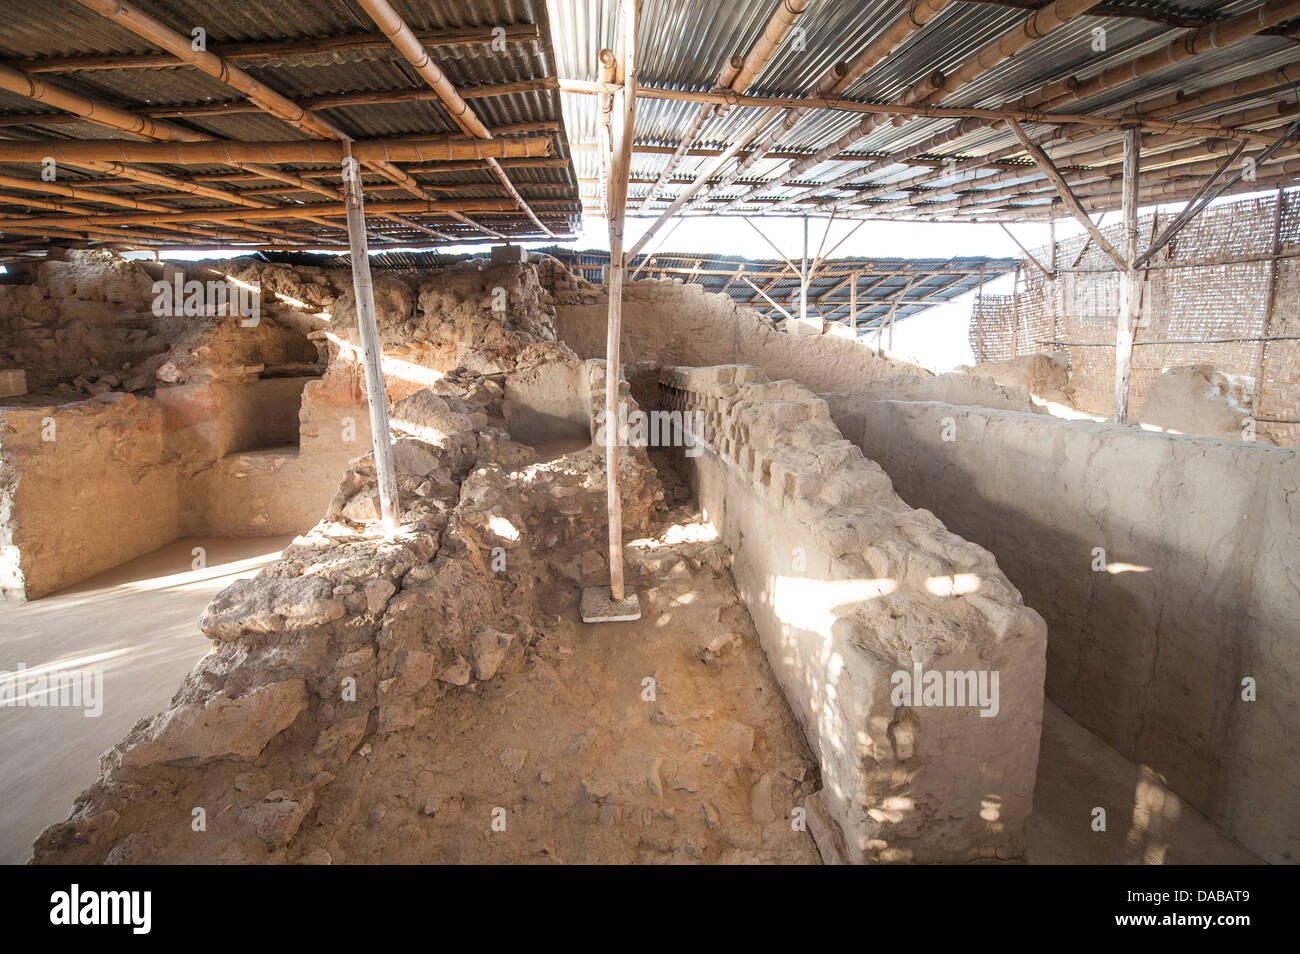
[1135,364,1267,443]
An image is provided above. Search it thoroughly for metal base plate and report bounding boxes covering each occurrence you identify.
[580,586,641,623]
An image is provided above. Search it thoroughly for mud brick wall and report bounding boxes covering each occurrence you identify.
[550,274,926,396]
[659,364,1047,864]
[0,395,181,600]
[849,400,1299,864]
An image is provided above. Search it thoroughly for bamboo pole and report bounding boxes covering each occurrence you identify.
[341,142,401,535]
[714,0,1105,212]
[356,0,556,238]
[0,138,551,164]
[597,48,617,217]
[711,0,954,211]
[1113,127,1141,423]
[6,25,540,72]
[1251,189,1286,419]
[1028,0,1300,110]
[638,54,742,213]
[727,0,813,97]
[558,80,1283,146]
[850,269,858,334]
[605,0,640,605]
[1008,118,1127,269]
[71,0,507,237]
[800,216,809,325]
[0,198,543,229]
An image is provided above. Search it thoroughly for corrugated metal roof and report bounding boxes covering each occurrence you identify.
[0,0,580,250]
[549,0,1300,220]
[1,0,1298,251]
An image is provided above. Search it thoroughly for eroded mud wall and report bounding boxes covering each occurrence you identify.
[0,396,181,600]
[547,266,928,396]
[660,365,1047,863]
[0,254,583,598]
[850,400,1299,864]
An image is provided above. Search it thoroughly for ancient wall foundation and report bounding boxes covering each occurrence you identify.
[658,365,1047,863]
[846,400,1299,863]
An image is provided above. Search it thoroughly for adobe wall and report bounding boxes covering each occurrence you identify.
[545,264,929,396]
[0,395,180,600]
[820,371,1045,448]
[659,365,1047,863]
[0,253,587,599]
[848,400,1299,863]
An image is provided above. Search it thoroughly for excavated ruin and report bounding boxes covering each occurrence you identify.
[14,251,1050,865]
[16,249,1292,867]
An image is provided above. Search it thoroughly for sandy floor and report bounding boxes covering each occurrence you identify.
[0,530,1261,866]
[0,536,293,864]
[1025,700,1260,865]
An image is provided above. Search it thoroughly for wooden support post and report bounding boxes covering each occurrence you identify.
[800,216,809,327]
[341,142,401,534]
[604,0,639,604]
[1113,126,1141,423]
[1011,265,1021,356]
[1252,189,1286,419]
[850,269,858,335]
[1049,221,1059,350]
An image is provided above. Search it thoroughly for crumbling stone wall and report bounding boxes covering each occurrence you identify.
[849,400,1299,864]
[27,336,671,863]
[659,365,1047,863]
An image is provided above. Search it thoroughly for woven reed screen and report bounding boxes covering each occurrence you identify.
[970,190,1299,445]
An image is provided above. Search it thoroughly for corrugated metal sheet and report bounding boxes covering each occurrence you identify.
[0,0,580,249]
[1,0,1299,250]
[548,0,1300,218]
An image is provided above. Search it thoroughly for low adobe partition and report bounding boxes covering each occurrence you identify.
[658,365,1047,864]
[0,394,181,600]
[847,400,1299,864]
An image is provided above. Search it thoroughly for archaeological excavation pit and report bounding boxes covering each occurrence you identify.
[0,0,1294,907]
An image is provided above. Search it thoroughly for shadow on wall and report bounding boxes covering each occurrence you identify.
[851,400,1296,865]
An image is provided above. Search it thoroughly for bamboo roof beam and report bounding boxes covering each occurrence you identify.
[712,69,947,213]
[714,0,1105,212]
[356,0,557,238]
[636,0,813,215]
[637,54,743,213]
[73,0,529,238]
[4,26,540,73]
[804,98,1299,215]
[559,80,1277,145]
[708,0,953,212]
[0,199,552,230]
[1007,118,1126,267]
[1027,0,1300,110]
[772,4,1296,212]
[0,138,552,164]
[1126,63,1300,120]
[72,0,483,238]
